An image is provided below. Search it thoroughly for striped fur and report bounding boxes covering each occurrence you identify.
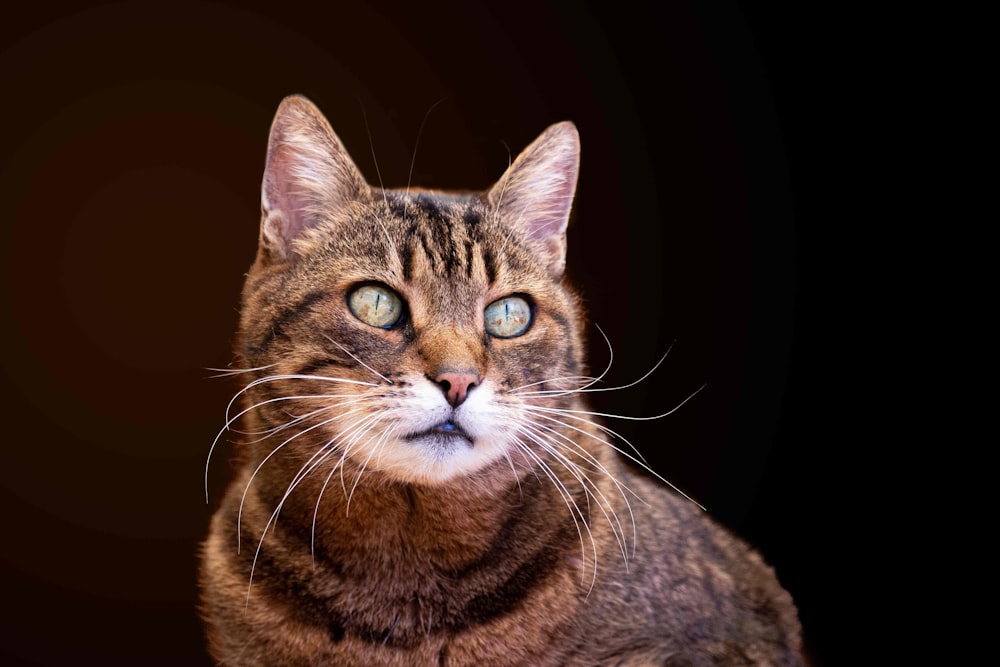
[200,96,805,666]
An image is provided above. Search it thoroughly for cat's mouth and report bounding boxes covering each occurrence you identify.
[406,421,474,447]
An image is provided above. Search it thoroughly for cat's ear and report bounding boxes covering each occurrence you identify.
[259,95,367,262]
[487,122,580,277]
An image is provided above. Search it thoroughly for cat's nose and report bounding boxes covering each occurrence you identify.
[435,371,479,407]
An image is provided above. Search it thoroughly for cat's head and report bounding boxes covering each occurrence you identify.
[236,95,585,485]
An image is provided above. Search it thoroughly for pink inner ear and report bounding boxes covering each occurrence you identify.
[493,122,580,273]
[262,148,306,245]
[525,151,578,244]
[260,140,328,259]
[257,96,366,260]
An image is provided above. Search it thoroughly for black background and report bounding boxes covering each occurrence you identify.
[0,2,847,665]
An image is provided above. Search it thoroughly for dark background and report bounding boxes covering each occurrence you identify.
[0,1,846,665]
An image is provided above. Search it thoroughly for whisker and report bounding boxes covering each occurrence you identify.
[524,382,706,422]
[310,417,406,561]
[322,334,393,384]
[518,401,652,467]
[228,393,361,435]
[206,391,369,502]
[580,341,673,394]
[204,362,278,378]
[405,97,448,198]
[216,372,379,449]
[510,436,599,591]
[304,439,361,567]
[243,439,335,604]
[243,408,391,602]
[522,405,706,511]
[520,415,638,497]
[520,416,639,559]
[221,373,380,429]
[515,423,631,568]
[516,341,675,398]
[358,101,397,254]
[508,323,616,397]
[360,101,389,210]
[500,445,525,499]
[241,373,382,391]
[311,415,389,559]
[227,401,341,439]
[237,404,373,552]
[574,323,615,393]
[506,375,598,394]
[493,143,516,256]
[244,446,330,606]
[344,420,396,516]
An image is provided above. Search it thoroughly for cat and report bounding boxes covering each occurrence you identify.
[199,95,805,666]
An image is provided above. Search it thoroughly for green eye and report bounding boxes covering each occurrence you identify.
[348,284,404,329]
[484,296,532,338]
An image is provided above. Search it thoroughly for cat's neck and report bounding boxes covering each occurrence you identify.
[238,397,620,575]
[251,459,569,571]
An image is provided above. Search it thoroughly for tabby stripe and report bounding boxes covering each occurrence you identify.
[400,227,416,282]
[482,247,497,284]
[246,541,416,648]
[416,194,445,224]
[250,544,350,643]
[444,239,460,276]
[222,507,350,643]
[428,214,459,276]
[450,475,546,578]
[450,531,567,632]
[462,208,481,228]
[463,238,475,279]
[442,224,461,277]
[542,308,577,371]
[415,195,462,276]
[250,290,327,355]
[295,356,353,378]
[698,524,742,619]
[416,229,439,271]
[246,531,569,647]
[236,478,577,646]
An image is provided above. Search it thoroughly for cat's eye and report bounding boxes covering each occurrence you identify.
[484,296,533,338]
[348,284,404,329]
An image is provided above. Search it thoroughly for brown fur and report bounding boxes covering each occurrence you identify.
[200,95,805,666]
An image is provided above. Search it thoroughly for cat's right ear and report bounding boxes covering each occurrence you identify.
[259,95,367,262]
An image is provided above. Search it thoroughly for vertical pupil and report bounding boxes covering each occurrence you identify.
[375,292,381,313]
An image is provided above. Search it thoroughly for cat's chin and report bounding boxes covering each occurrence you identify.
[362,432,508,486]
[405,433,474,456]
[405,420,474,448]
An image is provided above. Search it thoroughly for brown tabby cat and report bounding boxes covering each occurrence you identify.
[199,95,805,666]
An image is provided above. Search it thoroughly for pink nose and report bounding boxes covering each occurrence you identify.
[435,371,479,407]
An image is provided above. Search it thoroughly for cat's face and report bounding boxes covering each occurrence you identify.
[234,96,584,485]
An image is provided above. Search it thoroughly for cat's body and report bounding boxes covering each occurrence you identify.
[200,96,804,666]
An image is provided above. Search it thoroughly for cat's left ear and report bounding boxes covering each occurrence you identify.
[487,122,580,277]
[258,95,368,263]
